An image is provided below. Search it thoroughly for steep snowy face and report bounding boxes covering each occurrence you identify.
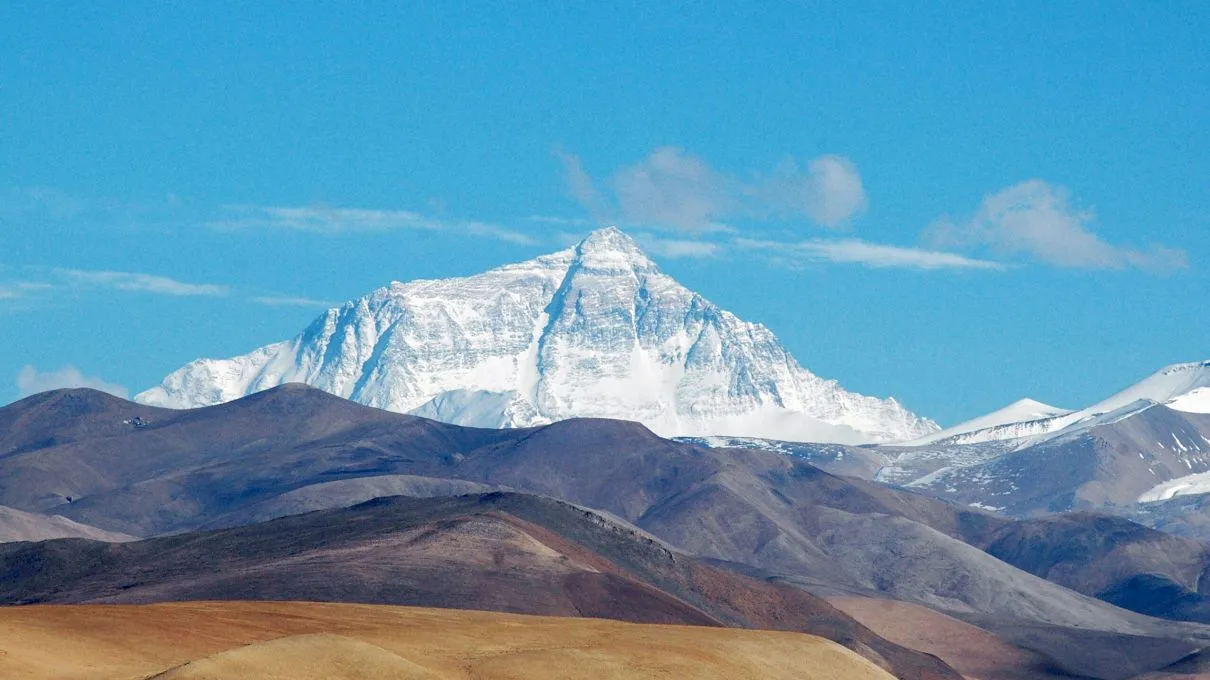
[137,228,938,443]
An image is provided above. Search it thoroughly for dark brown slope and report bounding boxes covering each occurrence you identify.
[0,388,172,457]
[0,491,962,680]
[982,513,1210,624]
[0,385,516,532]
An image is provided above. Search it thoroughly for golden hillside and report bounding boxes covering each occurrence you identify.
[0,601,895,680]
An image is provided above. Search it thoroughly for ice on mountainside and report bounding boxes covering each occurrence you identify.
[136,228,938,444]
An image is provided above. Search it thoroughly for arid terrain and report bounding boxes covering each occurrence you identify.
[0,601,894,680]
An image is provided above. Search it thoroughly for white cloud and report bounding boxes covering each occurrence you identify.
[612,147,735,232]
[924,180,1187,271]
[210,205,537,245]
[737,238,1005,271]
[761,155,867,228]
[251,295,337,308]
[562,147,868,233]
[634,234,721,259]
[56,269,229,296]
[16,365,129,399]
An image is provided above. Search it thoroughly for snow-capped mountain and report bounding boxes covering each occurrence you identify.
[857,360,1210,516]
[1084,361,1210,416]
[911,361,1210,447]
[905,397,1072,446]
[136,228,938,444]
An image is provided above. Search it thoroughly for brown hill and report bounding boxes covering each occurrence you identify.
[0,491,961,680]
[0,601,896,680]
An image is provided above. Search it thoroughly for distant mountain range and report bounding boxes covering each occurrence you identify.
[135,228,937,444]
[691,361,1210,526]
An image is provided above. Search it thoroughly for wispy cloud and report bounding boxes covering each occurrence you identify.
[635,234,721,259]
[251,295,337,308]
[16,365,129,399]
[211,205,538,245]
[465,221,539,245]
[924,180,1187,272]
[737,238,1005,271]
[0,282,51,300]
[525,214,594,227]
[559,147,868,233]
[55,269,230,296]
[8,269,338,308]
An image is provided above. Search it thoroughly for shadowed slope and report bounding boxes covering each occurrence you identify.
[829,597,1073,680]
[982,513,1210,624]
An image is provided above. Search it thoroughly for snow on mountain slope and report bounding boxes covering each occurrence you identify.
[905,398,1071,446]
[1139,470,1210,503]
[1089,362,1210,415]
[904,362,1210,448]
[136,228,937,444]
[1168,387,1210,414]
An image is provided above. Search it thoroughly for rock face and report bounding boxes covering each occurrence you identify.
[136,228,936,443]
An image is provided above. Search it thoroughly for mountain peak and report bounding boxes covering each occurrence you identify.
[573,227,655,270]
[136,232,937,444]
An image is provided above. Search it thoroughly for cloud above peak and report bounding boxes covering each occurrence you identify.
[612,147,735,232]
[561,147,868,232]
[925,180,1187,272]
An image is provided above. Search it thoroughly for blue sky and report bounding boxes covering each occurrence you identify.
[1,3,1207,425]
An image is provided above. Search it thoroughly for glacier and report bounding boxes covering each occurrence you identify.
[136,227,938,444]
